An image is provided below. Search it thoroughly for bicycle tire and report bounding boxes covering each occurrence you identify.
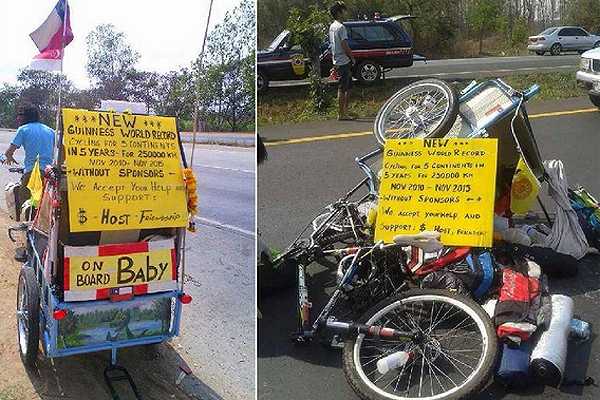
[342,289,497,400]
[373,79,459,146]
[17,265,40,367]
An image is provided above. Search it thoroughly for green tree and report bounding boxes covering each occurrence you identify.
[155,69,195,120]
[566,0,600,33]
[16,69,75,128]
[286,6,330,112]
[0,84,19,129]
[85,24,140,100]
[126,71,162,113]
[466,0,503,55]
[195,0,255,131]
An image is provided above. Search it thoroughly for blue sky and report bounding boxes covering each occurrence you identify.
[1,0,245,88]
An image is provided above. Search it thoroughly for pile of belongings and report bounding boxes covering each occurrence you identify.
[414,160,600,390]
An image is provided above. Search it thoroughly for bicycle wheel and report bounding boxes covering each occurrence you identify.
[343,289,497,400]
[373,79,459,146]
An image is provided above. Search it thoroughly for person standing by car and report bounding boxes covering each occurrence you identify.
[329,1,355,120]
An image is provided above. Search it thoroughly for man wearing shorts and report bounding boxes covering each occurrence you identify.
[329,1,355,120]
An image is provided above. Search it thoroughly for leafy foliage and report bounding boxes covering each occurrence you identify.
[85,24,140,100]
[466,0,503,54]
[0,1,254,132]
[259,0,600,58]
[286,6,331,112]
[195,0,256,131]
[565,0,600,33]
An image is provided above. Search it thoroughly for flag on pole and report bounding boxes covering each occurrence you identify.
[27,158,44,208]
[29,0,73,71]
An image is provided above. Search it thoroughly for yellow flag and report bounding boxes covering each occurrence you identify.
[27,157,43,207]
[511,157,541,215]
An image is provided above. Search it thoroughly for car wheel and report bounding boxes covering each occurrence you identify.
[594,41,600,49]
[356,61,381,84]
[590,93,600,108]
[257,71,268,93]
[536,51,545,56]
[550,43,562,56]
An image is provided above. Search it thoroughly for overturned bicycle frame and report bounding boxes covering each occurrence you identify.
[293,78,549,341]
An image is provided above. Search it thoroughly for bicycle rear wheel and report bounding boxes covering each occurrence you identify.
[342,289,497,400]
[373,79,459,146]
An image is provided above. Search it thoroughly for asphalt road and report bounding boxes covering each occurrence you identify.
[0,133,256,400]
[178,144,255,400]
[269,54,581,87]
[258,104,600,399]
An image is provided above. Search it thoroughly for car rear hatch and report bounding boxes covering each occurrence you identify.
[528,36,546,44]
[386,15,416,37]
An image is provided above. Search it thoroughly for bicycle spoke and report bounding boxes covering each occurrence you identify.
[422,349,446,396]
[355,294,489,400]
[418,348,426,397]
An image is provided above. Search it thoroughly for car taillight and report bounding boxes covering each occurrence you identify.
[539,37,546,41]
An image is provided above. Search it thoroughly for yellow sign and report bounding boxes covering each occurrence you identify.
[511,157,541,215]
[62,109,188,232]
[375,138,498,247]
[291,54,306,76]
[67,248,174,291]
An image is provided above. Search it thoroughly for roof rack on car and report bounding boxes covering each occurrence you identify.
[387,15,417,22]
[346,13,417,22]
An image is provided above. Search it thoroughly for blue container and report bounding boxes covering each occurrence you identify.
[496,342,532,388]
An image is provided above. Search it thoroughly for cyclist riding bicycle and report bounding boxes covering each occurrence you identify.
[3,104,55,208]
[2,103,55,260]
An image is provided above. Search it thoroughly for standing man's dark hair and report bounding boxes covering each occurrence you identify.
[329,1,346,19]
[16,104,40,125]
[328,1,355,120]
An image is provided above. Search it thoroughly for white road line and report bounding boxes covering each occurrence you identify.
[195,164,255,174]
[194,216,255,237]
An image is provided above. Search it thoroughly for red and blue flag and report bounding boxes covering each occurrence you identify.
[29,0,74,71]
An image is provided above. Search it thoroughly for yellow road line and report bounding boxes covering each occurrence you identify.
[264,107,598,147]
[528,108,598,119]
[265,131,371,146]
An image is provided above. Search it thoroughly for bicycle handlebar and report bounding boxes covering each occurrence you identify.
[522,84,540,101]
[354,148,382,196]
[8,167,24,174]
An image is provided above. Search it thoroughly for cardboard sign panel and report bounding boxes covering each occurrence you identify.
[375,138,498,247]
[62,108,188,232]
[63,239,177,302]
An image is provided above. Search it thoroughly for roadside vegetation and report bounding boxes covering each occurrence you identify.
[0,387,19,400]
[0,0,255,132]
[259,0,600,59]
[258,71,586,126]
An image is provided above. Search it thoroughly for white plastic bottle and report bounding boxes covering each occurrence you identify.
[376,351,411,375]
[522,224,548,245]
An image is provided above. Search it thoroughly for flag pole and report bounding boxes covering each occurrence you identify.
[49,0,69,283]
[55,0,69,135]
[180,0,214,294]
[191,0,214,167]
